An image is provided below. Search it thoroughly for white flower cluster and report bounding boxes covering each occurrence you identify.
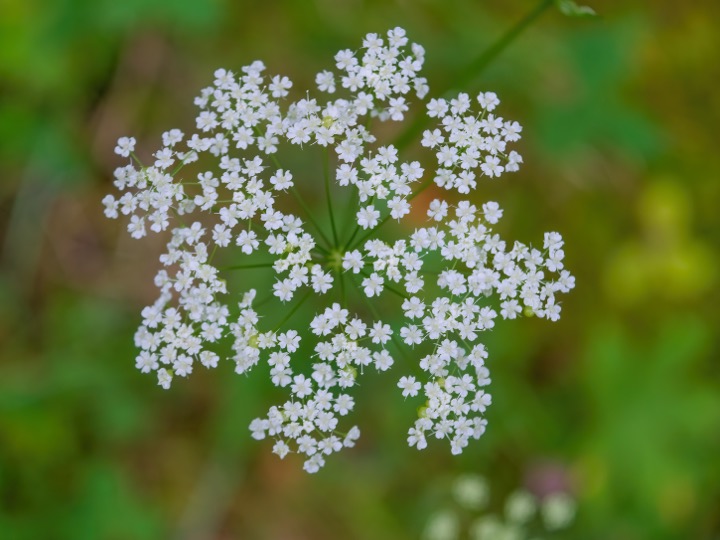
[423,91,524,190]
[342,199,574,454]
[249,302,396,473]
[104,28,574,472]
[424,474,576,540]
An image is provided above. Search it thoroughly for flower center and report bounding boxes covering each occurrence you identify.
[326,248,344,273]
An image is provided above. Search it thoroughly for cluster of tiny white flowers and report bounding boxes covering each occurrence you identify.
[249,302,397,472]
[104,28,574,472]
[422,91,524,191]
[424,474,577,539]
[346,198,574,453]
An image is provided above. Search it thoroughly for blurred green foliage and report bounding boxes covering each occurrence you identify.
[1,0,719,539]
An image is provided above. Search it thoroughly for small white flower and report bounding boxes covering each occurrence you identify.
[482,201,503,224]
[236,230,259,254]
[269,75,292,98]
[114,136,136,158]
[362,272,384,297]
[427,98,448,118]
[270,169,293,190]
[369,321,392,344]
[481,156,504,178]
[273,440,290,458]
[157,368,172,390]
[477,91,500,111]
[127,215,146,239]
[388,197,410,219]
[316,70,336,93]
[398,376,421,397]
[357,205,380,229]
[428,199,448,221]
[291,374,312,398]
[162,129,184,147]
[342,250,364,273]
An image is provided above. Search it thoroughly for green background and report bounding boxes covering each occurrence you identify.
[1,0,718,538]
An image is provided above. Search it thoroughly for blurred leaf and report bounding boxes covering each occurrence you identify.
[61,460,164,540]
[580,316,719,536]
[94,0,222,32]
[535,19,661,158]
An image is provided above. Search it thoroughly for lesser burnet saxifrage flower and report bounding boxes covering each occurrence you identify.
[103,28,575,473]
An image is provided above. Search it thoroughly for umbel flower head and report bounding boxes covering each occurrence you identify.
[103,28,575,473]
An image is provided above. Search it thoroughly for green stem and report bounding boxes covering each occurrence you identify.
[458,0,554,90]
[324,148,339,247]
[255,126,333,251]
[340,188,359,243]
[343,224,362,252]
[349,276,410,361]
[254,292,276,309]
[221,262,275,271]
[339,272,347,306]
[290,186,334,250]
[170,151,196,176]
[359,270,409,300]
[130,151,144,168]
[273,289,312,332]
[343,195,375,251]
[313,243,330,255]
[349,176,434,252]
[394,0,554,151]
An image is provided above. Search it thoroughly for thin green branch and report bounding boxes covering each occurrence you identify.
[349,176,434,252]
[252,127,333,251]
[359,270,409,300]
[324,148,339,247]
[340,188,359,243]
[343,195,375,251]
[220,262,275,271]
[349,275,410,361]
[290,186,333,250]
[273,289,312,332]
[393,0,554,151]
[339,272,347,306]
[454,0,554,93]
[254,292,276,309]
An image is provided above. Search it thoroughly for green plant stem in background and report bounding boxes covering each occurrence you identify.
[290,186,333,251]
[350,277,410,361]
[324,148,340,247]
[358,270,409,300]
[339,272,347,305]
[349,176,435,252]
[342,195,376,251]
[273,289,312,332]
[393,0,554,151]
[220,262,275,271]
[340,187,359,241]
[259,126,334,251]
[450,0,555,95]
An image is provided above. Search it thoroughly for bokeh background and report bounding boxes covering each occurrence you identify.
[1,0,719,538]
